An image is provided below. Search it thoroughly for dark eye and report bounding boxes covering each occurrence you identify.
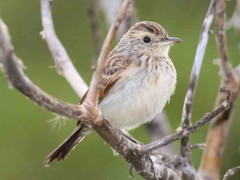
[143,36,151,43]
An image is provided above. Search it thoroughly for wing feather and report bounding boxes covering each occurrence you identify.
[80,54,132,104]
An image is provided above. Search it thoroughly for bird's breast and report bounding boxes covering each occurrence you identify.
[99,57,176,130]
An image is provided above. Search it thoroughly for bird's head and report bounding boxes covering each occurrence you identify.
[121,21,182,57]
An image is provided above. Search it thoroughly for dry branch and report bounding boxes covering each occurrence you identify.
[99,0,137,38]
[84,0,133,119]
[199,0,240,179]
[41,0,88,98]
[1,0,240,179]
[223,166,240,180]
[0,19,82,120]
[146,113,176,155]
[0,14,233,179]
[179,0,217,178]
[0,17,180,179]
[141,87,230,154]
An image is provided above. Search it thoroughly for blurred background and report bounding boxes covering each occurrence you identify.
[0,0,239,179]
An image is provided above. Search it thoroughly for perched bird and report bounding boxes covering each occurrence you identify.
[45,21,181,165]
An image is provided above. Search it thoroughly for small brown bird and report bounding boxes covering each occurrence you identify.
[45,21,181,165]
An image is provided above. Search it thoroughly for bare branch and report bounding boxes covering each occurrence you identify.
[92,121,180,180]
[214,0,233,80]
[99,0,137,38]
[223,166,240,180]
[41,0,88,98]
[0,18,179,180]
[179,0,217,178]
[189,143,206,151]
[199,1,240,179]
[85,0,133,111]
[146,113,176,155]
[0,19,82,120]
[141,87,230,154]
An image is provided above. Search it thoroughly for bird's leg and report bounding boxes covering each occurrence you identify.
[129,164,135,178]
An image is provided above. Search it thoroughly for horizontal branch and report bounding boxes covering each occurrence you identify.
[41,0,88,98]
[142,87,230,154]
[145,113,176,155]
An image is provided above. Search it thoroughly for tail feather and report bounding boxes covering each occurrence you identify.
[45,123,92,166]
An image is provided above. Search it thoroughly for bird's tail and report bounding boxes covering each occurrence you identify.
[44,122,92,166]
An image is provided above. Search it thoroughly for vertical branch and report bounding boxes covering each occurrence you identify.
[99,0,137,38]
[214,0,233,80]
[199,0,240,179]
[179,0,217,169]
[85,0,133,111]
[41,0,88,98]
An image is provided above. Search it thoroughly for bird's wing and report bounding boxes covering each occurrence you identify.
[99,55,132,102]
[80,54,132,104]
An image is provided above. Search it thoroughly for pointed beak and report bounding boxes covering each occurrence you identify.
[165,37,182,43]
[153,37,182,47]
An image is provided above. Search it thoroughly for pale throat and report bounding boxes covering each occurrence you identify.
[154,45,170,57]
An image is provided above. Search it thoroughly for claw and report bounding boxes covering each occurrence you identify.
[129,164,135,179]
[148,155,155,179]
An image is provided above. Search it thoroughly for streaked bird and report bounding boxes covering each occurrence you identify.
[45,21,181,166]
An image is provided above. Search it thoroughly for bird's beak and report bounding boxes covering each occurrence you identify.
[154,37,182,47]
[165,37,182,43]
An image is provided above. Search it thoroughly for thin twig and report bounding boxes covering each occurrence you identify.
[146,113,176,155]
[223,166,240,180]
[199,1,240,179]
[1,17,233,180]
[179,0,217,178]
[189,143,206,150]
[99,0,137,38]
[142,87,230,154]
[85,0,133,114]
[41,0,88,98]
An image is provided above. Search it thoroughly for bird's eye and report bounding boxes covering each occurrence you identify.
[143,36,151,43]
